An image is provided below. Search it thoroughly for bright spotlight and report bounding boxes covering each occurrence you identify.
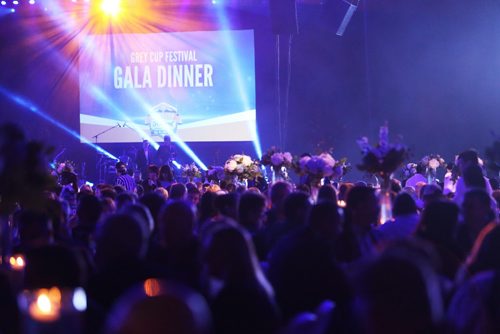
[29,0,35,4]
[12,0,18,5]
[10,7,14,12]
[101,0,121,17]
[1,1,6,5]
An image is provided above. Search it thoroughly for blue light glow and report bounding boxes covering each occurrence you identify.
[90,86,160,149]
[0,86,118,161]
[171,160,182,169]
[122,88,209,170]
[214,7,262,158]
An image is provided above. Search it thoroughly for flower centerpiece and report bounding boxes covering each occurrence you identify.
[260,147,293,182]
[333,157,350,181]
[401,162,418,181]
[224,154,261,185]
[421,154,446,184]
[55,160,75,175]
[181,163,201,182]
[293,152,338,187]
[357,123,409,189]
[357,123,409,224]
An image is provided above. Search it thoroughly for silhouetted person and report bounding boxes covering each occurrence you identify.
[156,135,174,166]
[268,201,351,327]
[87,213,160,333]
[416,200,463,279]
[136,140,155,178]
[202,226,280,334]
[105,280,212,334]
[353,249,444,334]
[336,186,381,263]
[378,192,420,241]
[150,201,201,290]
[72,194,103,251]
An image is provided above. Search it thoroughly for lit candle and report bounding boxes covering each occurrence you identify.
[9,254,25,271]
[28,288,61,322]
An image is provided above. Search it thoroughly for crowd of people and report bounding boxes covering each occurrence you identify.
[1,124,500,334]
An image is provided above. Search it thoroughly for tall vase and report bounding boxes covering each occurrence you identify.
[426,168,437,184]
[378,175,393,225]
[233,175,248,189]
[271,166,277,184]
[309,178,322,204]
[271,166,287,184]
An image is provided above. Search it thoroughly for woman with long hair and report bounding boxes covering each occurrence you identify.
[202,225,280,334]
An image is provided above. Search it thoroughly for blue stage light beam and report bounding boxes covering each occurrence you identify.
[145,109,208,170]
[214,6,262,158]
[0,6,13,16]
[27,25,208,171]
[124,88,208,170]
[171,160,181,169]
[0,86,118,161]
[31,8,210,171]
[90,86,160,149]
[91,86,207,170]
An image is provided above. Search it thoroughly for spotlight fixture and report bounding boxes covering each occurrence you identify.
[12,0,18,5]
[0,1,6,5]
[100,0,121,17]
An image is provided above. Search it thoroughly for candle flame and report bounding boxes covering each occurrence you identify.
[37,294,52,314]
[9,255,25,270]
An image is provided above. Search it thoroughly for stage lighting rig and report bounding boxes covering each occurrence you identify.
[336,0,359,36]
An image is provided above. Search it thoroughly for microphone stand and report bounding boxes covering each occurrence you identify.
[91,123,123,143]
[92,123,122,183]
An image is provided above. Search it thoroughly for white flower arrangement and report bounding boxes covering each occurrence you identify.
[421,154,446,171]
[224,154,261,181]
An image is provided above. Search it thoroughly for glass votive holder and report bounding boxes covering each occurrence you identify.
[18,287,87,334]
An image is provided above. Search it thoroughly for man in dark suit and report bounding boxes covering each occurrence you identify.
[156,135,174,167]
[136,140,154,179]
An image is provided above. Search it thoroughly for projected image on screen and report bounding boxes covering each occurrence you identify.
[79,30,256,143]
